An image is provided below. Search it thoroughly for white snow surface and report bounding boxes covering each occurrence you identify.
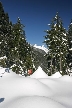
[33,44,48,53]
[0,67,72,108]
[51,72,62,78]
[69,48,72,51]
[29,66,49,78]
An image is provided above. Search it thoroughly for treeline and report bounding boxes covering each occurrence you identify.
[0,2,37,75]
[0,2,72,76]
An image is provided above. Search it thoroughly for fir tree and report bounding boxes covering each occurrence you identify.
[44,12,68,75]
[6,21,14,67]
[11,17,35,75]
[0,2,11,67]
[10,17,26,74]
[67,19,72,73]
[0,2,6,57]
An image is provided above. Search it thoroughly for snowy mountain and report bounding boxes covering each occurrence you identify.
[33,44,48,53]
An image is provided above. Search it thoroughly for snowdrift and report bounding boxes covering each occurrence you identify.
[0,67,72,108]
[29,66,48,78]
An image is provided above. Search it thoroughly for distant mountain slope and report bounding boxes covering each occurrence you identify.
[32,44,48,73]
[33,44,48,53]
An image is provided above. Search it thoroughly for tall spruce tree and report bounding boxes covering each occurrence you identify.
[67,19,72,73]
[10,17,26,74]
[0,2,11,67]
[44,12,68,75]
[6,21,14,67]
[0,2,6,57]
[11,17,34,75]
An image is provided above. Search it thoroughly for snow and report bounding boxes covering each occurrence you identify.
[55,16,57,19]
[54,23,56,27]
[29,66,49,78]
[59,25,60,27]
[69,48,72,51]
[15,47,17,50]
[48,24,50,26]
[33,44,48,53]
[51,72,62,78]
[63,33,66,36]
[0,67,72,108]
[0,56,7,60]
[0,67,6,77]
[55,28,56,30]
[62,37,67,41]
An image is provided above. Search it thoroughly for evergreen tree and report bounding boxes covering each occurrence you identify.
[67,19,72,73]
[0,2,11,67]
[44,12,68,75]
[10,17,26,74]
[6,21,14,67]
[0,2,6,57]
[0,2,35,74]
[11,17,34,75]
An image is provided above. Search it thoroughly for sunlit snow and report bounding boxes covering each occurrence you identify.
[0,66,72,108]
[33,44,48,53]
[48,24,50,26]
[29,66,49,78]
[69,48,72,51]
[0,56,7,60]
[51,72,62,78]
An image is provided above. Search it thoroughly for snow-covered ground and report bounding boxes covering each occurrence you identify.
[0,66,72,108]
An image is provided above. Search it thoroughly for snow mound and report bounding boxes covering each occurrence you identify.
[59,75,72,82]
[0,67,17,78]
[0,67,6,77]
[3,96,66,108]
[29,66,48,78]
[0,67,72,108]
[0,77,53,106]
[51,72,62,78]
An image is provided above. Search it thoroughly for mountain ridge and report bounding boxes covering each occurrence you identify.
[32,44,48,73]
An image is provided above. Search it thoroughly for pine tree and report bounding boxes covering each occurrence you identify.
[0,2,6,57]
[6,21,14,67]
[0,2,11,67]
[44,12,68,75]
[11,17,35,75]
[10,17,26,74]
[0,2,35,74]
[67,19,72,73]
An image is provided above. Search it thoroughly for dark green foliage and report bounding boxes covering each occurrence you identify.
[44,12,68,75]
[0,2,11,67]
[0,2,6,57]
[0,2,35,75]
[10,17,35,74]
[0,57,7,68]
[67,19,72,71]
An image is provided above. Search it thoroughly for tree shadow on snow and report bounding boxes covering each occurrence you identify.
[0,98,5,103]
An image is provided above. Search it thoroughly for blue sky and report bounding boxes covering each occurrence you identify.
[1,0,72,46]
